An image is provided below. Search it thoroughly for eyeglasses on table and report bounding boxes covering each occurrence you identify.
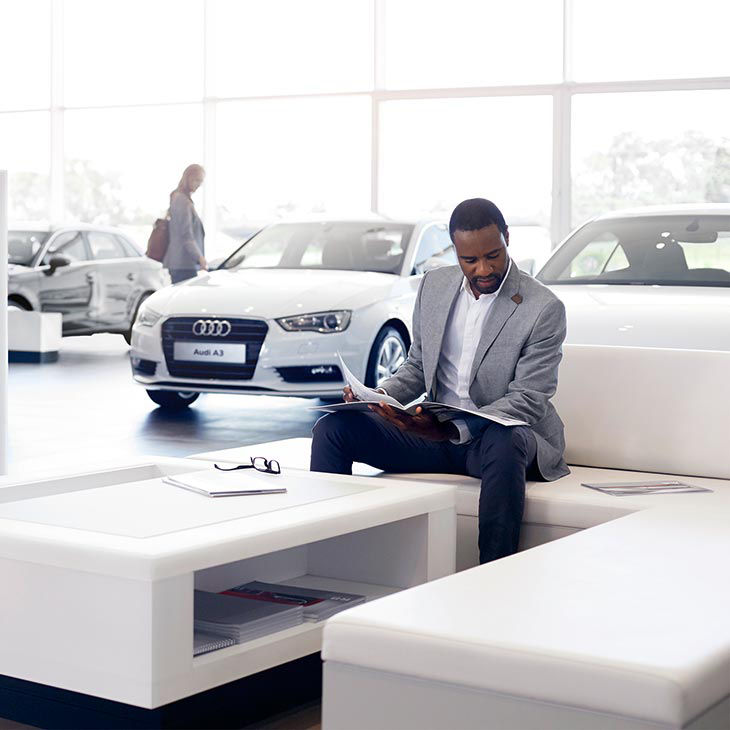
[214,457,281,475]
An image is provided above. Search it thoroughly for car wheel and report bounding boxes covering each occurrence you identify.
[146,390,200,410]
[123,293,151,345]
[8,298,31,311]
[365,326,407,388]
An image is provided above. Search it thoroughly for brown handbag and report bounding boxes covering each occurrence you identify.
[146,213,170,262]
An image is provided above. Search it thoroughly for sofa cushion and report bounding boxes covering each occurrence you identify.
[192,439,730,530]
[377,467,730,529]
[322,503,730,727]
[555,345,730,479]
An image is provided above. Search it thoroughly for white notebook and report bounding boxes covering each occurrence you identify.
[163,471,287,497]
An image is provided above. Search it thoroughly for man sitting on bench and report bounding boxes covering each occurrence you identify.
[310,198,569,563]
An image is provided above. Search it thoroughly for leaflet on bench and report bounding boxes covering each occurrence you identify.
[581,480,713,496]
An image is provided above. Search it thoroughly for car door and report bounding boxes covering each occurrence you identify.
[37,230,97,333]
[86,230,136,328]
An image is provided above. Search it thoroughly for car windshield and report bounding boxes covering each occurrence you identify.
[537,215,730,287]
[221,222,414,275]
[8,231,50,266]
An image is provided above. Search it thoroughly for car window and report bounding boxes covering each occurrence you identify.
[538,215,730,286]
[223,222,414,274]
[42,231,88,264]
[88,231,126,260]
[567,234,623,277]
[8,231,49,265]
[115,235,141,257]
[413,224,456,273]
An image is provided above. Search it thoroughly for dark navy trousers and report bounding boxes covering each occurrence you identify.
[310,411,538,564]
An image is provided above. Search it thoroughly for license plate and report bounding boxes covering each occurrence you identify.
[173,341,246,364]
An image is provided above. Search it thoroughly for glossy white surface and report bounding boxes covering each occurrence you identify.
[323,502,730,726]
[555,285,730,350]
[0,457,454,581]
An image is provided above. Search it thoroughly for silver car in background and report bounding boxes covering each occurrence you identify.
[7,225,167,343]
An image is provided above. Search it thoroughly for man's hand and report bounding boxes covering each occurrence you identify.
[369,403,456,442]
[342,386,385,403]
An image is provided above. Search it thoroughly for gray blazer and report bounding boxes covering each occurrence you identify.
[164,191,205,270]
[380,263,570,481]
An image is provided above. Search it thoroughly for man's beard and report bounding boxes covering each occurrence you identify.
[471,273,502,294]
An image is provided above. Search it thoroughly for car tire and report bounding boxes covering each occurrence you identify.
[146,390,200,410]
[8,298,31,311]
[123,292,151,345]
[365,326,408,388]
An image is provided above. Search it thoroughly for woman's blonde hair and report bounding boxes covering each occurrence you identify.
[172,163,205,197]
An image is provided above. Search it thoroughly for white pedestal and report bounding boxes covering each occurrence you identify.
[8,310,62,363]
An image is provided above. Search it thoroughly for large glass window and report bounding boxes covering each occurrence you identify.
[208,0,373,97]
[379,96,553,229]
[64,105,203,242]
[572,0,730,82]
[572,90,730,226]
[216,96,371,225]
[384,0,562,89]
[0,112,50,221]
[63,0,204,106]
[0,0,51,110]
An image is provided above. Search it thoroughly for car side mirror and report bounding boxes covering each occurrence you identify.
[45,255,71,276]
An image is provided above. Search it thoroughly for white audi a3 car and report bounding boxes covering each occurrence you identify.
[536,204,730,349]
[131,218,455,409]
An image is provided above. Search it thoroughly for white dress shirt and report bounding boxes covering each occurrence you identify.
[437,260,512,443]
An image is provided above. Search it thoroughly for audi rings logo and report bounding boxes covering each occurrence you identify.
[192,319,232,337]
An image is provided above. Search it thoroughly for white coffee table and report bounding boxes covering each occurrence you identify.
[0,456,455,710]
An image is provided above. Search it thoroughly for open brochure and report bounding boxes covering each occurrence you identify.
[309,353,527,428]
[581,480,712,497]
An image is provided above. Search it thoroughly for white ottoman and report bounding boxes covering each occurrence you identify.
[8,310,62,363]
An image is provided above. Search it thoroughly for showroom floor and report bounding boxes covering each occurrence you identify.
[5,333,324,730]
[7,333,321,476]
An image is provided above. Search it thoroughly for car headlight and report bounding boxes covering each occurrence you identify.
[137,304,163,327]
[276,310,351,334]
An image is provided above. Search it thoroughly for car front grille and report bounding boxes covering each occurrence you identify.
[161,317,268,380]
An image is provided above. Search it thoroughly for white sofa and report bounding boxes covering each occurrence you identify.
[192,345,730,570]
[320,345,730,729]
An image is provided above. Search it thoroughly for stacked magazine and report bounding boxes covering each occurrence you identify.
[193,630,235,657]
[193,589,303,644]
[222,581,366,622]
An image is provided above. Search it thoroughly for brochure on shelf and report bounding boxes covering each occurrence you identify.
[581,480,712,496]
[309,353,527,428]
[223,580,366,622]
[193,630,235,656]
[193,590,303,643]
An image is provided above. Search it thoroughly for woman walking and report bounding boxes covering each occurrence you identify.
[165,163,207,284]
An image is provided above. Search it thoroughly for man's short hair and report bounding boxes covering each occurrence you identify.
[449,198,508,240]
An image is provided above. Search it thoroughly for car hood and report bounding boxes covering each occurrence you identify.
[155,268,403,319]
[551,285,730,350]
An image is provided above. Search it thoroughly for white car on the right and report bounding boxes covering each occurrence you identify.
[536,205,730,350]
